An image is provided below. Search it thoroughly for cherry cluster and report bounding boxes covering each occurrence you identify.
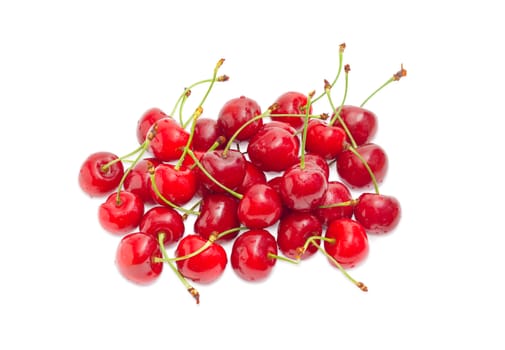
[78,44,406,303]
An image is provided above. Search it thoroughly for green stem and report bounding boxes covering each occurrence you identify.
[311,42,346,105]
[318,199,357,209]
[299,91,315,170]
[347,146,380,194]
[100,143,145,172]
[267,253,299,265]
[114,140,149,204]
[174,106,203,170]
[360,64,407,107]
[189,136,226,171]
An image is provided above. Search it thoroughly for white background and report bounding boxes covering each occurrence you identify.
[1,1,504,349]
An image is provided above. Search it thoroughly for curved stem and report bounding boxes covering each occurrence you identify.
[189,136,226,171]
[299,91,315,170]
[114,140,149,204]
[347,146,380,194]
[311,42,346,105]
[318,199,358,209]
[360,64,407,107]
[267,253,299,265]
[101,143,145,171]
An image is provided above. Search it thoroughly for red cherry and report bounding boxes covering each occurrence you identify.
[192,117,226,152]
[313,181,354,225]
[236,161,267,194]
[139,206,185,246]
[149,163,197,206]
[194,193,240,241]
[175,234,227,284]
[148,118,190,162]
[324,218,369,268]
[337,105,377,146]
[354,193,401,234]
[336,143,388,189]
[231,229,278,282]
[198,149,246,194]
[123,158,160,205]
[78,152,124,197]
[270,91,312,130]
[280,164,328,211]
[305,119,347,159]
[136,107,170,145]
[217,96,263,141]
[237,184,282,229]
[304,153,330,180]
[277,212,322,260]
[98,191,144,234]
[115,232,163,285]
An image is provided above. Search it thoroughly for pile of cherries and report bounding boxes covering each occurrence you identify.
[78,44,405,303]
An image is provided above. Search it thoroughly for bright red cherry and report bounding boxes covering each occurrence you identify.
[354,193,401,234]
[192,117,226,151]
[313,181,354,225]
[303,153,330,179]
[139,206,185,246]
[236,161,267,194]
[148,118,190,162]
[237,184,282,229]
[149,163,197,206]
[98,191,144,234]
[123,158,160,205]
[78,152,124,197]
[305,119,347,159]
[324,218,369,268]
[280,164,328,211]
[194,193,240,241]
[115,232,163,285]
[198,149,246,194]
[175,234,227,284]
[270,91,312,130]
[277,212,322,260]
[337,105,377,146]
[136,107,170,145]
[336,143,388,189]
[217,96,263,141]
[231,229,278,282]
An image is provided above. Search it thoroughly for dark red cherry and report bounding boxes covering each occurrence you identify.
[136,107,170,145]
[116,232,163,285]
[277,212,322,260]
[148,118,190,162]
[192,117,226,151]
[149,163,197,206]
[354,193,401,234]
[78,152,124,197]
[217,96,263,141]
[123,158,160,205]
[236,161,267,194]
[313,181,354,225]
[198,149,246,193]
[337,105,377,146]
[175,234,227,284]
[231,229,278,282]
[324,218,369,268]
[139,206,185,246]
[304,153,330,180]
[336,143,388,189]
[270,91,312,130]
[280,164,328,211]
[98,191,144,235]
[237,184,282,229]
[194,193,240,241]
[305,119,347,159]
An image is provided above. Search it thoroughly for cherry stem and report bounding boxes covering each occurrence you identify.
[174,106,203,170]
[101,143,145,172]
[299,91,315,170]
[189,136,226,171]
[267,253,299,265]
[157,233,200,304]
[186,149,243,200]
[147,165,201,216]
[182,200,202,220]
[297,235,335,260]
[318,199,358,209]
[311,42,346,105]
[360,64,407,108]
[347,146,380,194]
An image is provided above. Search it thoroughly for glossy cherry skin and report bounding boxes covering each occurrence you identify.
[313,181,354,226]
[270,91,312,130]
[198,149,246,193]
[150,163,197,206]
[123,158,160,205]
[236,161,267,194]
[237,184,282,229]
[337,105,377,146]
[304,153,330,180]
[148,118,190,161]
[139,206,185,246]
[305,119,347,159]
[115,232,163,285]
[277,212,322,260]
[280,164,328,211]
[247,123,300,172]
[336,143,388,189]
[193,118,226,151]
[231,229,278,282]
[175,234,227,284]
[324,218,369,268]
[217,96,263,141]
[194,193,240,241]
[98,191,144,234]
[136,107,170,145]
[354,193,401,234]
[78,152,124,197]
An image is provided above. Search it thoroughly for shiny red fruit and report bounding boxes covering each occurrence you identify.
[150,163,197,206]
[136,107,170,145]
[217,96,263,141]
[270,91,312,130]
[193,118,226,151]
[194,193,240,241]
[115,232,163,285]
[237,184,282,229]
[123,158,160,205]
[277,212,322,260]
[198,149,246,194]
[280,164,328,211]
[337,105,377,146]
[305,119,347,159]
[78,152,124,197]
[313,181,354,225]
[354,193,401,234]
[324,218,369,268]
[236,161,267,194]
[139,206,185,246]
[98,191,144,235]
[148,118,190,161]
